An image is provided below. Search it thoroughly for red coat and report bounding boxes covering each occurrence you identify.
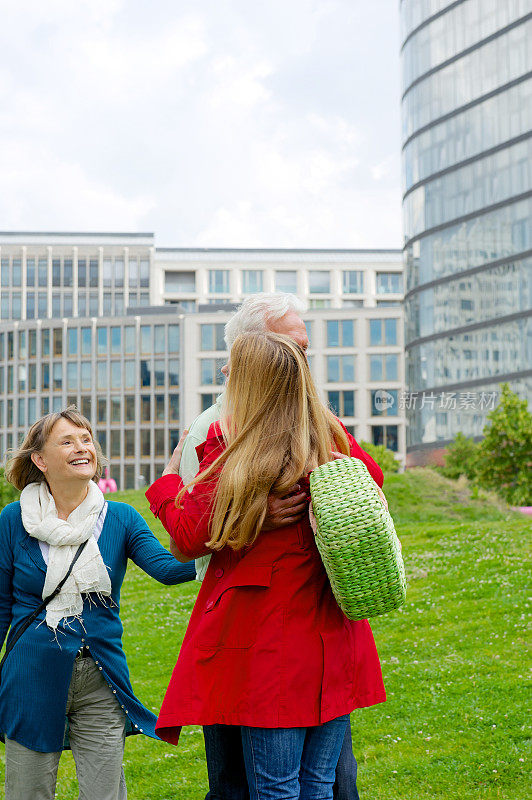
[146,423,386,744]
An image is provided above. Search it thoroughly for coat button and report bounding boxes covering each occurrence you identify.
[206,601,214,610]
[215,568,224,578]
[150,503,157,513]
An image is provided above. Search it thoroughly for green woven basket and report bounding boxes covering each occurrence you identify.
[309,457,406,621]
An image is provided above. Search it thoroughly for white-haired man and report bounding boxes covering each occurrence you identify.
[162,293,380,800]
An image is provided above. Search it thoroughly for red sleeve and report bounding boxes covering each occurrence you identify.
[145,423,225,559]
[337,420,384,488]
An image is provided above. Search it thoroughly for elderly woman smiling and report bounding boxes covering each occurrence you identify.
[0,408,195,800]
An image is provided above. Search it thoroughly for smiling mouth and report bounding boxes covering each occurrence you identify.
[69,459,91,466]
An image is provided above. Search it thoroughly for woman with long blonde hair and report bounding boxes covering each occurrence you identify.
[147,333,386,800]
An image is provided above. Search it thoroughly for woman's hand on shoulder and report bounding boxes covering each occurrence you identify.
[162,430,189,477]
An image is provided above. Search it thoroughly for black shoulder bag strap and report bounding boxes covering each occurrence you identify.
[0,538,89,680]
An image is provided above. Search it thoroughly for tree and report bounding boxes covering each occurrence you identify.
[474,384,532,506]
[442,432,479,481]
[0,468,19,511]
[358,441,400,473]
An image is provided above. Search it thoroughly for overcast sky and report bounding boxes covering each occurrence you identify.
[1,0,402,248]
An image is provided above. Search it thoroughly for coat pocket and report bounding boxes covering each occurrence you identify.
[196,564,273,650]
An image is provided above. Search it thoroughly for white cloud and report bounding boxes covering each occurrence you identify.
[0,0,402,246]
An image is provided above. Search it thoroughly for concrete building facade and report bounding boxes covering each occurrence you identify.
[0,234,405,488]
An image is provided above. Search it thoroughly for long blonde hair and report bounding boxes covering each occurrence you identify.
[178,332,349,551]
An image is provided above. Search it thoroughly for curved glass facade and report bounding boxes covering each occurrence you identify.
[401,0,532,453]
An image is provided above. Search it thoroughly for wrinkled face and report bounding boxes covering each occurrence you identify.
[31,419,98,485]
[221,311,309,377]
[266,311,309,353]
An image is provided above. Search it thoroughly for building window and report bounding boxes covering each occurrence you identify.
[81,327,91,356]
[110,397,121,423]
[67,363,78,392]
[327,355,356,383]
[209,270,230,294]
[41,364,50,391]
[140,326,152,354]
[201,393,218,412]
[242,270,263,294]
[326,319,354,347]
[97,328,108,356]
[109,430,120,459]
[308,270,330,294]
[154,360,165,387]
[110,327,121,355]
[308,299,332,309]
[52,329,62,356]
[89,293,99,316]
[129,258,138,285]
[52,259,61,287]
[140,361,151,387]
[168,324,180,353]
[168,359,179,386]
[376,272,402,294]
[373,318,397,346]
[89,259,99,288]
[327,390,355,418]
[52,363,62,391]
[275,271,297,294]
[154,325,165,354]
[125,429,135,457]
[97,398,107,423]
[78,295,86,317]
[67,328,78,356]
[141,396,151,422]
[125,395,135,423]
[342,271,364,294]
[103,293,112,315]
[372,424,398,452]
[154,428,165,457]
[200,323,226,351]
[369,354,398,381]
[78,259,87,287]
[81,362,91,391]
[155,395,165,422]
[97,362,107,391]
[169,394,179,422]
[165,271,196,292]
[141,430,150,457]
[200,358,226,386]
[110,362,121,390]
[124,361,135,390]
[38,258,48,287]
[64,259,73,286]
[140,259,150,287]
[370,389,398,417]
[124,326,135,354]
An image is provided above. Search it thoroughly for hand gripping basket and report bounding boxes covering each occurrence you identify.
[309,457,406,621]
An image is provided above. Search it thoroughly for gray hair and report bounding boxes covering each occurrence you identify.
[225,293,306,349]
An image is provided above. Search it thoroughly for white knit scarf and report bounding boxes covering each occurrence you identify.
[20,481,111,631]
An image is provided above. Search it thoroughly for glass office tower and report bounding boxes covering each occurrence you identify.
[401,0,532,462]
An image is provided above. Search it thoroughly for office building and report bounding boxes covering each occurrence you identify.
[0,234,405,487]
[401,0,532,464]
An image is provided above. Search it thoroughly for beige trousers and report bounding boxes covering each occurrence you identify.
[5,654,127,800]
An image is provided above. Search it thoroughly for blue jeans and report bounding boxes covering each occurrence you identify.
[241,715,349,800]
[204,722,359,800]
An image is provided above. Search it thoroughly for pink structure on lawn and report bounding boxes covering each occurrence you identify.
[98,468,118,494]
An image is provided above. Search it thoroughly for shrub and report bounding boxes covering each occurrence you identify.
[474,384,532,506]
[358,441,400,473]
[441,432,479,481]
[0,467,19,511]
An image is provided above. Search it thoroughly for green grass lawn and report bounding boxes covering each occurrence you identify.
[1,469,530,799]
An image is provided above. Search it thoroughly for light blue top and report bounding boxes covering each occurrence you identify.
[179,394,224,581]
[0,499,195,753]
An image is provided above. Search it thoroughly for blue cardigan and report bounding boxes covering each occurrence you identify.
[0,500,196,753]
